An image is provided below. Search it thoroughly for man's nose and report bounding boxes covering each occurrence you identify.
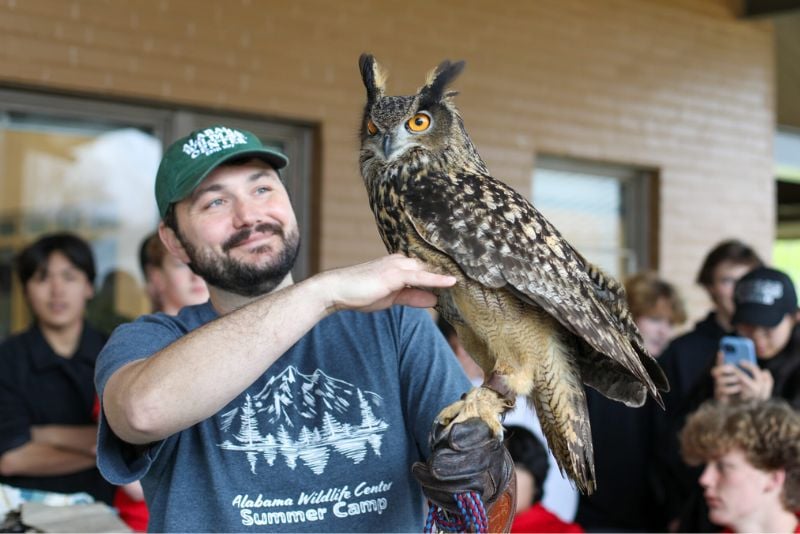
[698,464,715,487]
[232,198,263,227]
[48,276,65,295]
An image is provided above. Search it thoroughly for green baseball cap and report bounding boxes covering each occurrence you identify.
[155,125,289,218]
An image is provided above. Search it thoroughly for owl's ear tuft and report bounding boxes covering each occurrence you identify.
[419,60,465,105]
[359,53,387,102]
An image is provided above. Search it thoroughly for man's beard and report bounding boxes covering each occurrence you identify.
[179,222,300,297]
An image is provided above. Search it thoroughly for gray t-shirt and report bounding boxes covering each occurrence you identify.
[95,302,471,532]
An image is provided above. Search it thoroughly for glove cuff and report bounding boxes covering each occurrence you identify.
[487,468,516,533]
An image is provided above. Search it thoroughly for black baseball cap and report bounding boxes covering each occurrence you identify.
[732,267,798,328]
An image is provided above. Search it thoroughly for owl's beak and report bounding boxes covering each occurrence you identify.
[381,134,394,159]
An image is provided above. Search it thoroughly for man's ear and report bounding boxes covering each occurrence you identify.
[158,222,191,264]
[765,468,786,494]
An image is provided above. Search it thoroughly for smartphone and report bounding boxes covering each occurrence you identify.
[720,336,757,371]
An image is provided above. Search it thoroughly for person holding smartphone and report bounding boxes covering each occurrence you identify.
[712,266,800,406]
[653,262,800,532]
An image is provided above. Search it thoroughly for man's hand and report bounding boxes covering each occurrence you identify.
[411,417,514,514]
[317,254,457,313]
[712,350,773,402]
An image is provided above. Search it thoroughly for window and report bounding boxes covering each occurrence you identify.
[774,127,800,289]
[0,89,314,337]
[532,155,656,280]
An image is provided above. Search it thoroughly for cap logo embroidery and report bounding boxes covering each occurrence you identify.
[182,127,249,159]
[737,279,784,305]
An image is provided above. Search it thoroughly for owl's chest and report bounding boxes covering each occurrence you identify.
[368,181,415,254]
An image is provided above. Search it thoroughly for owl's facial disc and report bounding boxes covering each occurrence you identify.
[380,111,433,161]
[381,128,418,161]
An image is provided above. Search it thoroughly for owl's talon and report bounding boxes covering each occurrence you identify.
[435,385,508,437]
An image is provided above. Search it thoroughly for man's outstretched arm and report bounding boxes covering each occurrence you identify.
[102,254,455,445]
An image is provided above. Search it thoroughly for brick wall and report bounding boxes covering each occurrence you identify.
[0,0,775,323]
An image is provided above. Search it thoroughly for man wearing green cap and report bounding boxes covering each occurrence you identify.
[93,126,508,532]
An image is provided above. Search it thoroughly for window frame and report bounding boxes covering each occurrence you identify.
[0,87,316,335]
[532,154,657,278]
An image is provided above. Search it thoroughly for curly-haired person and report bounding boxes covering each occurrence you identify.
[680,399,800,533]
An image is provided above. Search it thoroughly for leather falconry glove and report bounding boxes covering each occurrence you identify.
[412,417,516,529]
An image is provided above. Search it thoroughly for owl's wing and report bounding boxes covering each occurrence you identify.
[402,169,665,395]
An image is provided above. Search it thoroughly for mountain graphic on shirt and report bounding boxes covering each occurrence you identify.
[218,365,389,475]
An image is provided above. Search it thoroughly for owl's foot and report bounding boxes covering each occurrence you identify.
[435,382,514,437]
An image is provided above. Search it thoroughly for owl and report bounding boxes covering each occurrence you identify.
[357,54,668,493]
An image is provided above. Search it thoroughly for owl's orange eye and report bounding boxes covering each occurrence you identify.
[366,119,378,135]
[406,112,431,133]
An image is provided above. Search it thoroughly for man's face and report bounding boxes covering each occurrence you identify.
[736,314,795,359]
[707,261,754,319]
[148,254,209,314]
[699,448,780,529]
[25,251,94,331]
[169,159,300,297]
[635,296,676,358]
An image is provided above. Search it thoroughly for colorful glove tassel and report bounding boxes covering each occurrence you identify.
[424,492,488,533]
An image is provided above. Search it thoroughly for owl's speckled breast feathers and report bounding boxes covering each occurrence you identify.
[357,54,668,494]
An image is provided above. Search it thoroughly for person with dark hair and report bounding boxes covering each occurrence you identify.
[138,231,208,315]
[0,232,114,504]
[653,239,763,531]
[662,239,764,405]
[94,126,510,532]
[711,266,800,406]
[680,399,800,533]
[575,272,686,532]
[505,425,583,533]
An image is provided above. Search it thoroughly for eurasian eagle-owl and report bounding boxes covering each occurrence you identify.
[357,54,668,493]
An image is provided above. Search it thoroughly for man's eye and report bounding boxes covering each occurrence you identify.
[205,198,224,209]
[256,187,271,194]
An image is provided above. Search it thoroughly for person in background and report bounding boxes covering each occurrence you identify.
[138,231,208,314]
[666,266,800,532]
[624,271,687,358]
[659,240,763,413]
[653,239,763,531]
[711,266,800,407]
[680,399,800,533]
[0,233,114,505]
[437,316,579,523]
[505,425,584,534]
[575,271,687,532]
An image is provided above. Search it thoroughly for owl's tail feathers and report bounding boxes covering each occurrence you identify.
[640,346,670,405]
[575,340,668,410]
[529,379,596,495]
[528,340,597,495]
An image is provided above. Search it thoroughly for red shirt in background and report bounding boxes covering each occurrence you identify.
[511,503,584,534]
